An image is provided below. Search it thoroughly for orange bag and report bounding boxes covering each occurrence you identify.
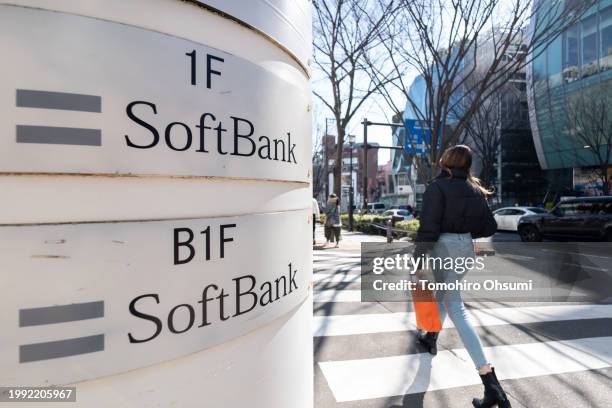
[412,282,442,332]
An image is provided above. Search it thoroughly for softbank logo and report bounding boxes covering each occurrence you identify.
[16,266,300,362]
[127,263,299,344]
[16,89,102,146]
[18,301,105,363]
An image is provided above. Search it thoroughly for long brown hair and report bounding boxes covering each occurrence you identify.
[439,145,493,196]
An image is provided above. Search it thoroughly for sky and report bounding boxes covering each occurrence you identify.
[310,72,417,166]
[309,0,529,166]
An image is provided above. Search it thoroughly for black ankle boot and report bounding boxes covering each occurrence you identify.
[472,368,511,408]
[416,330,439,355]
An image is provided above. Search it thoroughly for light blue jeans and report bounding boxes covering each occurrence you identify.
[431,233,489,369]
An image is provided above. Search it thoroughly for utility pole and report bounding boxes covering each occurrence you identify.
[324,118,329,198]
[361,118,404,213]
[362,118,369,212]
[347,134,356,231]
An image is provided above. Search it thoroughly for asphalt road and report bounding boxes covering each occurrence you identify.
[313,229,612,408]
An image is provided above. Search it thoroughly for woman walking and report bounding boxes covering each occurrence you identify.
[324,194,341,247]
[413,145,511,408]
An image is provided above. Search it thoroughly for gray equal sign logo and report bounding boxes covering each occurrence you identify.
[19,301,105,363]
[16,89,102,146]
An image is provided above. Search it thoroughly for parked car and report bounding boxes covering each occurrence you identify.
[493,206,548,231]
[390,204,414,214]
[367,202,386,214]
[517,196,612,242]
[382,209,414,222]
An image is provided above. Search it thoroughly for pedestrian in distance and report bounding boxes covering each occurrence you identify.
[413,145,511,408]
[312,197,321,246]
[324,194,341,247]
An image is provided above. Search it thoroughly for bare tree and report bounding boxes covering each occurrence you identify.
[312,0,396,197]
[461,85,503,190]
[365,0,594,177]
[565,82,612,195]
[311,122,326,200]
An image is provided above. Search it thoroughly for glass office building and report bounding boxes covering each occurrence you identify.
[528,0,612,175]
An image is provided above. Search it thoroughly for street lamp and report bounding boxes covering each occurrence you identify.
[347,134,356,231]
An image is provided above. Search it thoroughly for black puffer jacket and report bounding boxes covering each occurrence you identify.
[414,167,497,256]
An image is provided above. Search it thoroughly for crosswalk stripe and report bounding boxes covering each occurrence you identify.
[313,289,362,303]
[313,304,612,337]
[313,273,361,283]
[314,263,360,268]
[313,269,360,276]
[314,251,362,258]
[318,336,612,402]
[312,251,361,259]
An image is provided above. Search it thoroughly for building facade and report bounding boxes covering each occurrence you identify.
[400,37,550,207]
[528,0,612,196]
[318,134,379,209]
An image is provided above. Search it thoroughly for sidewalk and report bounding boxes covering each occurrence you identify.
[313,224,387,251]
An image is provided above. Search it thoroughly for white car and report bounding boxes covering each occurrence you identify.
[382,209,414,221]
[367,202,387,214]
[493,206,548,231]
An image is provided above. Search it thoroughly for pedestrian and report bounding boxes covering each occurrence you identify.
[312,197,321,245]
[324,194,341,247]
[413,145,510,408]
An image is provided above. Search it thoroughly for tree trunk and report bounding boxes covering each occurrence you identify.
[333,123,345,199]
[480,160,496,190]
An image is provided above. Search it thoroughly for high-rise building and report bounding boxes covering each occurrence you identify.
[527,0,612,197]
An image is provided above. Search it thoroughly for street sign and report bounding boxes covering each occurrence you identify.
[403,119,431,155]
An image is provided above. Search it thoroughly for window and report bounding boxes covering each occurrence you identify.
[556,202,596,216]
[502,209,525,216]
[397,173,409,185]
[601,6,612,72]
[528,208,548,214]
[575,202,595,214]
[547,37,563,87]
[581,15,598,77]
[563,24,580,82]
[554,203,579,216]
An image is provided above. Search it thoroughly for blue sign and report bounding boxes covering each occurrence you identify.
[403,119,432,155]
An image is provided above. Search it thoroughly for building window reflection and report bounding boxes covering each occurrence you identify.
[563,24,580,82]
[530,0,612,175]
[601,6,612,72]
[581,15,598,77]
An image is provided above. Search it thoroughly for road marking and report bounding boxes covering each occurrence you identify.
[20,334,104,363]
[498,253,534,261]
[561,262,609,271]
[16,89,101,112]
[312,262,361,271]
[313,260,360,266]
[314,251,362,257]
[16,125,102,146]
[541,249,610,259]
[314,289,362,303]
[313,273,361,283]
[20,301,104,327]
[319,336,612,402]
[313,304,612,337]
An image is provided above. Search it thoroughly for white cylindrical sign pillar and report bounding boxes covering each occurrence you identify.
[0,1,313,407]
